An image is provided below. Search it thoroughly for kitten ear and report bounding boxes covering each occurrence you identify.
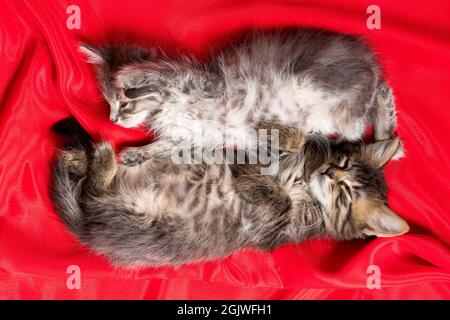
[363,205,409,237]
[362,137,402,168]
[79,44,104,64]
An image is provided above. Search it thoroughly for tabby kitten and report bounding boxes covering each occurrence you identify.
[80,28,400,165]
[51,119,408,267]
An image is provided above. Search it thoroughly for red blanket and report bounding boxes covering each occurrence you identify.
[1,0,449,299]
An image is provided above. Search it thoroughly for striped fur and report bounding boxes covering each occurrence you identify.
[50,119,408,267]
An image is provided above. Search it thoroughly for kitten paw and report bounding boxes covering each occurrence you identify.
[61,149,88,176]
[94,142,114,159]
[93,142,116,168]
[391,139,405,160]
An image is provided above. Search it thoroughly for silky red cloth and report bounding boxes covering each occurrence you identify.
[0,0,449,299]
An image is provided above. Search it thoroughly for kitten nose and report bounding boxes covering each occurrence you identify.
[110,115,118,123]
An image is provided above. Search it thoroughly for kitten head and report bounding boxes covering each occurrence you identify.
[306,137,409,239]
[79,44,156,128]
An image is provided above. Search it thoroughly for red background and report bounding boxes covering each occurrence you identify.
[0,0,449,299]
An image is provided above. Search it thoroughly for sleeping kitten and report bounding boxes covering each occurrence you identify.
[80,28,400,166]
[51,118,408,267]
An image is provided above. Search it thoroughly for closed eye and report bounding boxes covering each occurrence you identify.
[337,157,350,170]
[120,102,137,113]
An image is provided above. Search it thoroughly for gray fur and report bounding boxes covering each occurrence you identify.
[80,28,399,165]
[51,119,408,267]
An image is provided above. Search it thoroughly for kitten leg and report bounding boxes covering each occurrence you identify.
[255,122,306,152]
[372,82,404,159]
[120,139,180,166]
[373,82,397,140]
[234,174,292,216]
[233,174,294,250]
[87,142,118,192]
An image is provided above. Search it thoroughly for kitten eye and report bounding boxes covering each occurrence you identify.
[119,102,128,109]
[337,157,350,170]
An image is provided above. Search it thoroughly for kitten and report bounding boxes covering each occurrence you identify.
[51,118,408,267]
[80,28,400,166]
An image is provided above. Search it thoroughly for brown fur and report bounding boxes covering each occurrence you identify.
[51,119,409,267]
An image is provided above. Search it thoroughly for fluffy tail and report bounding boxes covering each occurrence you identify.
[50,117,92,237]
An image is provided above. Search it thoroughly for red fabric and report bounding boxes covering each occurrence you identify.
[0,0,449,300]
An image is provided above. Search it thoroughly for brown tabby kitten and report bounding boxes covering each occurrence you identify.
[51,119,408,267]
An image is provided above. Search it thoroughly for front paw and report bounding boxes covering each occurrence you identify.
[94,142,115,163]
[391,139,405,160]
[120,148,149,166]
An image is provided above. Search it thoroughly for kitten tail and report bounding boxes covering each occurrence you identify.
[50,117,92,238]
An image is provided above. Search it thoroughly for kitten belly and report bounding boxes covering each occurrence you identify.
[253,79,366,140]
[252,85,341,134]
[302,105,341,136]
[156,99,255,150]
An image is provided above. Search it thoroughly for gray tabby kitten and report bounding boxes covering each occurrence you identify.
[80,28,400,165]
[51,119,408,267]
